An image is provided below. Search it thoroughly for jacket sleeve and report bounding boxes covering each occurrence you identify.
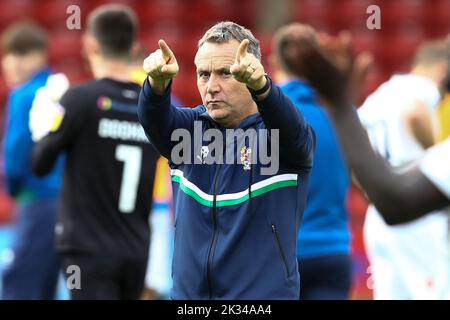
[137,78,204,159]
[256,81,316,168]
[3,92,33,196]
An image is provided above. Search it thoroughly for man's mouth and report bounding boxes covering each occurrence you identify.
[207,100,223,105]
[207,100,225,109]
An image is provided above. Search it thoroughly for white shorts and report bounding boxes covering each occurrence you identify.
[364,205,450,299]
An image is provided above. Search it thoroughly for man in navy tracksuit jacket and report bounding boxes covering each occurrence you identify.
[138,22,315,299]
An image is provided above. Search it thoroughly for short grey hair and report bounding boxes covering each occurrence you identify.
[198,21,261,61]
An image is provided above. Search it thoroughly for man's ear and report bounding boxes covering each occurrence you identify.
[130,42,142,62]
[82,33,100,58]
[437,61,450,86]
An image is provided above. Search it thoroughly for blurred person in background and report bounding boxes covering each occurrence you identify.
[0,21,65,299]
[269,23,351,300]
[30,5,159,300]
[281,34,450,300]
[141,157,174,300]
[437,35,450,141]
[358,41,450,299]
[437,71,450,141]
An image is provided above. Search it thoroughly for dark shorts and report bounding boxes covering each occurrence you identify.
[1,199,60,300]
[298,254,352,300]
[61,252,147,300]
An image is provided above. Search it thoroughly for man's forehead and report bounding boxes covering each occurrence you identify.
[195,40,240,67]
[195,56,235,70]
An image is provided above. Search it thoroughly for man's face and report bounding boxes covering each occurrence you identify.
[1,53,27,88]
[195,40,255,128]
[1,52,47,88]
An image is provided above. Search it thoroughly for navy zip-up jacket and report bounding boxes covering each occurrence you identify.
[138,78,315,299]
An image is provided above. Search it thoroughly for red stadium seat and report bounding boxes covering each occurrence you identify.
[294,0,329,21]
[136,0,189,30]
[191,0,256,27]
[172,71,201,107]
[382,0,427,23]
[48,28,82,63]
[0,0,33,26]
[256,32,272,66]
[423,0,450,37]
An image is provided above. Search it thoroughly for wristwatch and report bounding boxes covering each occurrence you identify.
[247,74,271,99]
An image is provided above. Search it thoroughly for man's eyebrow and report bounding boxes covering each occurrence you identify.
[196,67,209,73]
[215,67,231,73]
[196,66,231,73]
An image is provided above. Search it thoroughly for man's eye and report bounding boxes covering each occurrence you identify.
[221,70,231,76]
[199,72,209,78]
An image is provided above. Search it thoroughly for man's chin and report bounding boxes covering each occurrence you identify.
[208,110,229,122]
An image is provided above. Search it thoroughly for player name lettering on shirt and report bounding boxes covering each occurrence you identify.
[98,118,149,143]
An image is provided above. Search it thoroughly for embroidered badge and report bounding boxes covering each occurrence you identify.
[240,146,252,171]
[197,146,209,164]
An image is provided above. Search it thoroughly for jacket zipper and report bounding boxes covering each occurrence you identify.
[207,164,222,299]
[271,224,289,277]
[249,162,253,208]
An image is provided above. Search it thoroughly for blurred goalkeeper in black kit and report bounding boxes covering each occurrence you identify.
[30,5,159,299]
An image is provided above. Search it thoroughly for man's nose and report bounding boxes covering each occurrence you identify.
[206,74,221,95]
